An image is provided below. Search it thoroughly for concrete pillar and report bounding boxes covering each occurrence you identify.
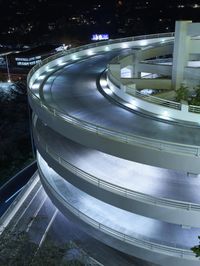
[120,65,133,78]
[172,21,192,90]
[132,53,141,78]
[120,54,134,78]
[120,53,141,78]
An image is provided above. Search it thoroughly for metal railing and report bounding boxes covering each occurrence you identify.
[29,87,200,157]
[107,53,200,115]
[36,134,200,212]
[140,58,172,64]
[27,32,175,86]
[107,64,181,110]
[27,33,200,158]
[31,86,200,156]
[39,165,196,259]
[126,84,181,109]
[189,104,200,114]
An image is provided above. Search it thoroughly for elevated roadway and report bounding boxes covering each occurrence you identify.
[27,34,200,265]
[29,47,200,173]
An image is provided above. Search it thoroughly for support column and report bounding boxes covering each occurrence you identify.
[132,52,141,78]
[120,53,141,79]
[172,21,192,90]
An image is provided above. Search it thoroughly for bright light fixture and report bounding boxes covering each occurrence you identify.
[162,111,168,117]
[38,75,45,80]
[87,50,94,56]
[140,40,148,46]
[103,87,113,95]
[32,83,40,89]
[46,67,53,72]
[100,79,108,87]
[122,43,128,49]
[72,55,78,60]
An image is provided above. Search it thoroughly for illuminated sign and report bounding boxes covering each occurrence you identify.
[15,56,42,66]
[15,56,41,62]
[91,34,109,41]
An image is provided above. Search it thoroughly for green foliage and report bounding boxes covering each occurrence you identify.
[189,84,200,106]
[195,84,200,99]
[0,229,36,266]
[0,81,33,183]
[191,236,200,257]
[175,83,200,106]
[31,240,67,266]
[175,83,189,102]
[0,229,84,266]
[63,261,83,266]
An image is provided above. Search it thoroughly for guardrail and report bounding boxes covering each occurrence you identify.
[27,32,200,158]
[107,50,200,115]
[109,42,173,64]
[126,84,181,109]
[36,134,200,212]
[189,105,200,114]
[38,163,196,258]
[107,63,181,110]
[29,87,200,157]
[140,58,172,64]
[27,32,175,86]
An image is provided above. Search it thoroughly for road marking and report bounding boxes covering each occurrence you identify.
[38,209,58,248]
[0,174,40,234]
[12,183,42,229]
[26,195,47,232]
[0,161,36,191]
[5,186,25,203]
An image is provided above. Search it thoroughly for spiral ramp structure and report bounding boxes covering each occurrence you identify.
[28,33,200,266]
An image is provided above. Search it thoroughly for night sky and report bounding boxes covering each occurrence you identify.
[0,0,200,45]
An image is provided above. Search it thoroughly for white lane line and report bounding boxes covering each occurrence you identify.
[26,195,47,232]
[5,186,25,203]
[0,161,36,191]
[38,209,58,248]
[12,183,42,229]
[0,175,40,234]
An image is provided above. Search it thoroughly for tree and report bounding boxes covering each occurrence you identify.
[31,240,67,266]
[195,84,200,99]
[0,80,33,183]
[0,229,83,265]
[0,229,36,265]
[189,84,200,106]
[175,83,189,102]
[191,236,200,257]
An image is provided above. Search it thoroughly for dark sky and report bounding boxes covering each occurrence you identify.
[0,0,200,44]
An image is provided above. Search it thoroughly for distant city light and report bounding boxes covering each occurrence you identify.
[91,34,109,41]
